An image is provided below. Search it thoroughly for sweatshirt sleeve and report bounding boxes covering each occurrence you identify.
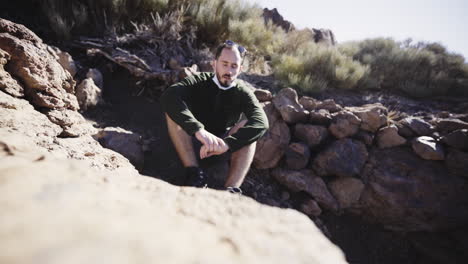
[160,76,204,136]
[223,89,269,152]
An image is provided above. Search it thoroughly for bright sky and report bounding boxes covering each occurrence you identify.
[246,0,468,61]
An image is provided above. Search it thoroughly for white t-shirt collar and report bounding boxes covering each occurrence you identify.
[212,74,236,90]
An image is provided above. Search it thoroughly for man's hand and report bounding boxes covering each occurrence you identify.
[195,129,229,159]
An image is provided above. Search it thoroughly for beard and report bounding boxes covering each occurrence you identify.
[216,71,233,87]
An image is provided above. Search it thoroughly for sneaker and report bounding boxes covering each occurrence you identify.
[226,186,242,195]
[185,167,208,188]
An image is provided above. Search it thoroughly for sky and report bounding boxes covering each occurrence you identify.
[246,0,468,60]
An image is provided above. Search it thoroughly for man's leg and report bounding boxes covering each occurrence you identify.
[165,113,198,168]
[224,142,256,188]
[224,119,256,188]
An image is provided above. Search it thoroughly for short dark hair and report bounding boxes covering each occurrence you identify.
[215,40,247,60]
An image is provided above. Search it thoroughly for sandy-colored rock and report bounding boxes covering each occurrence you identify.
[76,78,102,111]
[254,102,290,169]
[294,124,329,148]
[285,142,310,170]
[86,68,104,89]
[95,127,144,170]
[329,111,361,139]
[328,177,365,209]
[376,125,406,148]
[47,108,98,137]
[273,88,309,124]
[48,46,77,77]
[347,103,388,133]
[0,48,24,97]
[0,18,78,110]
[313,139,368,178]
[0,151,346,264]
[412,136,445,160]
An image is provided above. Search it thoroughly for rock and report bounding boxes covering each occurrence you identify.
[376,125,406,148]
[316,99,342,113]
[0,151,347,264]
[95,127,144,170]
[285,142,310,170]
[254,102,290,169]
[300,199,322,217]
[360,147,468,232]
[47,109,98,137]
[412,136,445,160]
[312,28,336,46]
[347,103,388,133]
[435,118,468,134]
[0,19,78,110]
[299,96,319,111]
[0,18,42,45]
[262,8,295,32]
[0,91,62,138]
[294,124,329,148]
[328,111,361,139]
[254,89,273,102]
[354,130,374,146]
[400,117,433,136]
[76,78,103,111]
[0,48,24,97]
[445,149,468,178]
[271,168,339,211]
[328,177,365,209]
[441,129,468,151]
[272,88,309,124]
[312,138,368,178]
[309,109,332,126]
[49,46,77,77]
[86,68,104,89]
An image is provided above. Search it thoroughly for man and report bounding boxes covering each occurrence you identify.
[161,40,269,193]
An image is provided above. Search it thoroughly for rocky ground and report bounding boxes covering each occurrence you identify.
[2,17,468,264]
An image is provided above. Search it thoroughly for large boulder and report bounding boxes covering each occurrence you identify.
[445,149,468,178]
[0,148,347,264]
[328,111,361,139]
[0,18,78,110]
[262,8,295,32]
[359,147,468,232]
[254,102,290,169]
[435,118,468,134]
[441,129,468,151]
[328,177,365,210]
[400,117,433,136]
[271,168,339,211]
[272,88,309,124]
[46,109,98,137]
[312,138,368,177]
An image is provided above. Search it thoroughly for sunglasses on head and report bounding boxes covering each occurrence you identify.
[225,40,247,54]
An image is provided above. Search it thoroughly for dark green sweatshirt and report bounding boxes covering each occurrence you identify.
[161,72,269,152]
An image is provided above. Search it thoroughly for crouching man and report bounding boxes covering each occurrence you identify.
[160,40,269,193]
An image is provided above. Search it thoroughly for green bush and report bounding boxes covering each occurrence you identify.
[340,38,468,97]
[272,38,369,94]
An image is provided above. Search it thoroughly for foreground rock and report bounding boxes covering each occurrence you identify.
[0,143,347,264]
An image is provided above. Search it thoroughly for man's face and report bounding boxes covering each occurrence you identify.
[213,48,243,87]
